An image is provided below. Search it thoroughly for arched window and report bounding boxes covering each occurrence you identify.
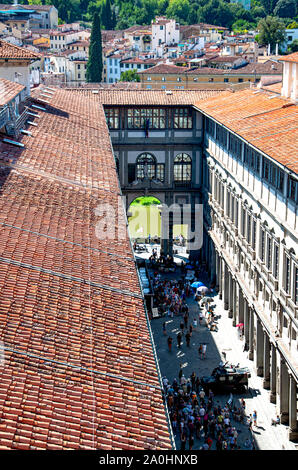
[174,153,192,183]
[136,153,156,180]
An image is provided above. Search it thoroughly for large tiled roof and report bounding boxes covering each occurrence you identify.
[279,52,298,63]
[67,88,221,106]
[0,87,172,449]
[194,88,298,174]
[0,39,40,60]
[0,78,25,106]
[139,64,187,74]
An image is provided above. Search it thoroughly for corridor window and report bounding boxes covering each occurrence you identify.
[174,153,192,183]
[206,117,215,136]
[105,107,120,129]
[273,243,279,279]
[216,124,227,147]
[263,158,284,192]
[127,108,165,129]
[284,255,291,294]
[229,133,242,160]
[288,176,297,203]
[136,153,156,180]
[244,145,260,173]
[174,108,192,129]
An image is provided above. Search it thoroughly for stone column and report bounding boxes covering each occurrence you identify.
[223,263,229,310]
[289,375,298,442]
[228,273,233,319]
[270,344,277,403]
[279,359,289,425]
[218,256,223,300]
[238,289,244,325]
[256,319,264,376]
[263,332,270,389]
[232,280,237,326]
[243,299,249,346]
[248,307,254,361]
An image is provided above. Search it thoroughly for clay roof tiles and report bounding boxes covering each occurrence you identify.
[0,78,25,106]
[0,39,40,60]
[0,87,172,450]
[194,88,298,174]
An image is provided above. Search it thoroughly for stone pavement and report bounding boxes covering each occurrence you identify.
[149,268,297,451]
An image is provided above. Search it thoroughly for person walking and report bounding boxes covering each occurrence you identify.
[180,432,186,451]
[178,363,183,382]
[162,322,167,335]
[177,332,182,348]
[193,317,197,331]
[180,320,184,336]
[198,344,203,359]
[167,336,173,352]
[202,343,207,359]
[253,410,257,426]
[185,331,191,347]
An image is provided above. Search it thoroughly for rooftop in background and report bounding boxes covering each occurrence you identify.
[0,78,25,105]
[194,88,298,174]
[59,88,222,106]
[0,39,40,60]
[279,52,298,63]
[0,86,173,450]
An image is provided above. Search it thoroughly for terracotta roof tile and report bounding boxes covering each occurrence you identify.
[195,88,298,174]
[0,78,25,106]
[0,40,40,60]
[0,87,172,449]
[279,52,298,63]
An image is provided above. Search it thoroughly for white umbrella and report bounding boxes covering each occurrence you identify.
[197,285,209,294]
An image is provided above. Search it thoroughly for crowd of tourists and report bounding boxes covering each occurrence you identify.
[162,372,256,450]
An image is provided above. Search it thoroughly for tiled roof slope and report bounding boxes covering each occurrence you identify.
[0,88,172,449]
[194,88,298,174]
[65,88,221,105]
[279,52,298,63]
[0,40,40,60]
[0,78,25,106]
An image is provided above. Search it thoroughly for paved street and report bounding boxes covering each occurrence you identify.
[149,266,297,451]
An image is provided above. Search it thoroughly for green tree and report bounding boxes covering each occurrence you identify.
[257,15,286,50]
[273,0,297,18]
[166,0,191,23]
[260,0,279,14]
[288,39,298,52]
[120,69,141,81]
[197,0,235,29]
[86,12,103,83]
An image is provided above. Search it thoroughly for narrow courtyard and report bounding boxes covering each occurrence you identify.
[148,257,297,451]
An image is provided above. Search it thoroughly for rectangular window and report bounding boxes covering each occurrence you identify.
[156,163,165,182]
[285,255,291,294]
[229,133,242,160]
[235,200,239,226]
[216,124,227,147]
[226,191,230,218]
[288,176,297,203]
[294,266,298,304]
[247,214,251,244]
[266,235,272,271]
[273,244,279,279]
[105,107,120,129]
[260,228,265,262]
[252,218,257,250]
[127,108,165,129]
[241,208,246,237]
[244,145,260,173]
[206,118,215,136]
[174,108,192,129]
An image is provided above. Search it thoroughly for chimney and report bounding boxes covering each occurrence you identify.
[280,54,298,103]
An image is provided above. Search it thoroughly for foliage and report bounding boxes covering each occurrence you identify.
[287,20,298,28]
[257,15,286,48]
[86,12,103,82]
[16,0,297,34]
[273,0,297,18]
[120,69,141,81]
[288,38,298,52]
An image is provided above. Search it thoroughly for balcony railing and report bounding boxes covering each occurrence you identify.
[6,108,29,137]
